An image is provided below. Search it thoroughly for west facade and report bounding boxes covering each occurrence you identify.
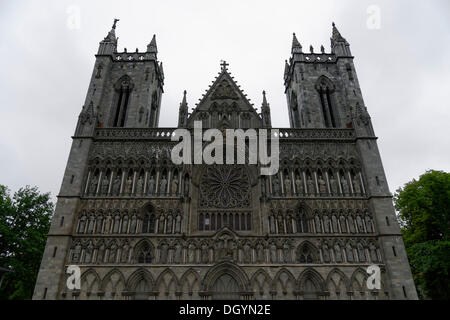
[33,22,418,300]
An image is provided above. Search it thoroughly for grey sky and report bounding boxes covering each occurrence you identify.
[0,0,449,201]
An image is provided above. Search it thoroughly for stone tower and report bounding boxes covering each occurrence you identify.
[33,22,417,300]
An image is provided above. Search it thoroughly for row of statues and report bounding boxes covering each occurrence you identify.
[87,170,190,197]
[264,171,363,197]
[70,238,380,265]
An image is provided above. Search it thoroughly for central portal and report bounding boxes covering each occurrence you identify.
[211,274,241,300]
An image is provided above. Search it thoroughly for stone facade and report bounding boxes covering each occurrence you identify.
[33,22,418,300]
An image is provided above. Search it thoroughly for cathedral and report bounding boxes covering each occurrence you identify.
[33,21,418,300]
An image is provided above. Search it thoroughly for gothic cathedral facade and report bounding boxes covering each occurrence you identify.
[33,22,418,300]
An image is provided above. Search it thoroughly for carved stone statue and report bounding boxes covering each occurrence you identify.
[273,176,281,196]
[148,176,155,195]
[341,176,350,195]
[318,176,327,195]
[174,243,182,264]
[346,243,354,262]
[270,243,278,263]
[160,176,168,196]
[334,243,342,262]
[284,177,292,196]
[101,175,110,195]
[295,177,303,195]
[171,177,179,196]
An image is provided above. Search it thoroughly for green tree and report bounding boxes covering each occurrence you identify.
[0,185,53,300]
[394,170,450,300]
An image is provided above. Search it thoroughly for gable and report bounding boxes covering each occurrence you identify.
[187,65,262,129]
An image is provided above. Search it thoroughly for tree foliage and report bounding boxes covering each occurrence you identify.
[0,185,53,300]
[395,170,450,300]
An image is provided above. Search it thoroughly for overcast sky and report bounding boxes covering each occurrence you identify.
[0,0,449,201]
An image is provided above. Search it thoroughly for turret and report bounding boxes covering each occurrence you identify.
[178,90,189,127]
[261,91,272,128]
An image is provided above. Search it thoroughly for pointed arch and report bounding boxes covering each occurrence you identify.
[126,268,155,291]
[202,261,250,294]
[250,269,272,299]
[272,268,296,299]
[296,241,320,264]
[297,268,325,300]
[79,268,101,300]
[155,268,179,300]
[101,268,126,300]
[326,268,350,300]
[180,268,201,300]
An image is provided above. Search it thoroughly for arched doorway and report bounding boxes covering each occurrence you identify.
[211,274,240,300]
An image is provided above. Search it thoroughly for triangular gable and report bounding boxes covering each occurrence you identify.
[187,64,262,128]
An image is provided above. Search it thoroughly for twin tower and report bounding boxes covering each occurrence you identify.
[33,21,417,300]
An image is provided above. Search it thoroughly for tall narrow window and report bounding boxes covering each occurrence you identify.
[291,91,301,128]
[316,76,338,128]
[113,76,133,127]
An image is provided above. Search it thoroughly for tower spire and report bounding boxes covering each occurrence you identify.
[330,22,351,56]
[98,19,119,55]
[147,34,158,54]
[261,90,272,128]
[291,33,302,54]
[178,90,188,127]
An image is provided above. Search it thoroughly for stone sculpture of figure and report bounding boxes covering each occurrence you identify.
[284,176,292,196]
[257,243,265,263]
[353,177,361,195]
[332,215,339,233]
[315,215,322,233]
[160,243,169,263]
[160,176,168,196]
[113,174,121,196]
[243,243,251,263]
[72,243,82,262]
[129,215,137,234]
[201,243,209,263]
[97,243,105,264]
[272,176,281,196]
[339,215,347,233]
[121,243,129,263]
[295,175,303,195]
[356,215,365,233]
[346,243,354,262]
[330,175,338,195]
[322,242,330,263]
[125,174,133,195]
[357,243,366,262]
[175,214,182,233]
[109,243,117,263]
[104,215,111,234]
[369,243,378,262]
[136,174,144,196]
[365,215,373,233]
[323,215,330,233]
[171,177,179,196]
[188,243,196,263]
[348,216,356,233]
[101,174,110,195]
[341,176,350,195]
[318,175,327,195]
[174,243,182,264]
[96,215,103,234]
[283,242,291,263]
[89,175,99,196]
[306,175,315,196]
[334,243,342,262]
[270,243,278,263]
[147,175,155,196]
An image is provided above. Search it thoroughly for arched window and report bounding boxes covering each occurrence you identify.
[142,206,156,234]
[113,76,134,127]
[137,242,153,264]
[316,76,338,128]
